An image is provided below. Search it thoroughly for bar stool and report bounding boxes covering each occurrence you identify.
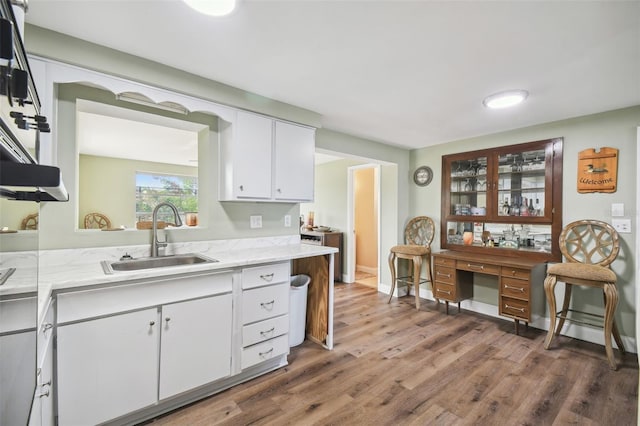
[543,219,625,370]
[388,216,436,309]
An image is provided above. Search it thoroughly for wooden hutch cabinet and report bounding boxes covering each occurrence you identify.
[433,138,563,332]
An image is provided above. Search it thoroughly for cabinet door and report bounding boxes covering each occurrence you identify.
[234,111,273,199]
[57,308,159,426]
[274,120,315,201]
[159,294,232,400]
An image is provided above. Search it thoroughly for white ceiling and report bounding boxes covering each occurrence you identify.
[25,0,640,150]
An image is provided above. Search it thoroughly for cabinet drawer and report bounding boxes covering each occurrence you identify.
[434,256,455,267]
[500,297,530,321]
[501,276,530,300]
[241,334,289,370]
[434,282,457,302]
[456,260,499,275]
[242,262,290,290]
[243,314,289,347]
[242,282,289,324]
[501,267,531,281]
[434,266,455,285]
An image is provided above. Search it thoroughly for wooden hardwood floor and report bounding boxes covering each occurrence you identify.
[148,283,638,425]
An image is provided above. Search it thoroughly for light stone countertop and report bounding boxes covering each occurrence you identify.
[43,243,338,292]
[1,236,338,326]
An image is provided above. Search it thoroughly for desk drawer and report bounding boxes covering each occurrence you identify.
[501,276,530,300]
[456,260,499,275]
[434,256,456,267]
[500,297,530,321]
[434,282,457,302]
[434,266,455,285]
[501,267,531,281]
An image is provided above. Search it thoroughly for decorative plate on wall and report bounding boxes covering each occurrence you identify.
[413,166,433,186]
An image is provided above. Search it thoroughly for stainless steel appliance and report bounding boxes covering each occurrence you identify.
[0,0,67,202]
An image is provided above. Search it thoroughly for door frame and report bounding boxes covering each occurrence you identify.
[346,163,381,285]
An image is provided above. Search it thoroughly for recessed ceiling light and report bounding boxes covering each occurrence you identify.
[182,0,236,17]
[483,90,529,109]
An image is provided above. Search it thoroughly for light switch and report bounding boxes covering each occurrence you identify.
[611,203,624,217]
[284,215,291,227]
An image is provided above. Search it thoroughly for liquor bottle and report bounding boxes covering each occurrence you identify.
[502,198,510,216]
[528,198,535,216]
[521,197,529,216]
[511,196,520,216]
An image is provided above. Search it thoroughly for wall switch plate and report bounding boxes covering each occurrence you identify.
[284,215,291,227]
[611,203,624,217]
[250,215,262,229]
[611,218,631,234]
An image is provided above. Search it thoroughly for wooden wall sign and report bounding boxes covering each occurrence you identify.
[577,147,618,193]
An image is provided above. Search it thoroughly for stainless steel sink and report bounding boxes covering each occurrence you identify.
[101,253,218,274]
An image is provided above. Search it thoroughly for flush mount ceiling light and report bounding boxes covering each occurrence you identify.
[483,89,529,109]
[182,0,236,17]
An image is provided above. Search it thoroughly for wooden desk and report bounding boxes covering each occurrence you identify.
[432,251,546,334]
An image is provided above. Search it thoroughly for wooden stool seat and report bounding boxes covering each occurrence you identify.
[543,219,624,370]
[388,217,436,309]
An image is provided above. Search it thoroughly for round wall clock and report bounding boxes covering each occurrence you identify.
[413,166,433,186]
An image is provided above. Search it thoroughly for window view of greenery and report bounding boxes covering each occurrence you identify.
[136,172,198,224]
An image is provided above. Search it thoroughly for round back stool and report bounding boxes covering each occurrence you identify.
[388,216,436,309]
[84,212,112,229]
[543,219,624,370]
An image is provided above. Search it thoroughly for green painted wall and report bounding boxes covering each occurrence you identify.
[411,106,639,338]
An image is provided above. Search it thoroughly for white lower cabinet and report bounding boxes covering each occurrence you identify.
[159,294,232,400]
[57,308,160,426]
[53,265,295,424]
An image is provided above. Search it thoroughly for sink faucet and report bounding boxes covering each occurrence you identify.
[151,202,183,257]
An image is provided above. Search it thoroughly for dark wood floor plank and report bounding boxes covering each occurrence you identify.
[147,283,638,426]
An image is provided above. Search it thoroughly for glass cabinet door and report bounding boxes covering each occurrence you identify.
[441,138,563,262]
[448,156,489,217]
[496,146,549,220]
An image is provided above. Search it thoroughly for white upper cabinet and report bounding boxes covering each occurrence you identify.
[219,110,315,202]
[274,120,315,201]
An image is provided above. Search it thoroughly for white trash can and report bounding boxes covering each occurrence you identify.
[289,274,310,347]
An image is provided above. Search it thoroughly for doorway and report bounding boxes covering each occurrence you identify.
[348,164,380,288]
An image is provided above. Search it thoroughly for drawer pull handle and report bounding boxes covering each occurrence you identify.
[436,272,451,278]
[504,304,525,313]
[38,389,50,398]
[260,300,275,309]
[259,348,274,357]
[149,321,156,326]
[511,270,518,276]
[504,284,525,292]
[42,323,53,332]
[165,317,171,322]
[260,327,276,336]
[260,273,275,282]
[437,289,451,295]
[467,263,484,270]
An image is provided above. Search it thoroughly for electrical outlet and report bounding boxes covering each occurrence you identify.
[611,218,631,234]
[250,215,262,229]
[284,215,291,227]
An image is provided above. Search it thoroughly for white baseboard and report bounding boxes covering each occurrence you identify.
[379,285,637,354]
